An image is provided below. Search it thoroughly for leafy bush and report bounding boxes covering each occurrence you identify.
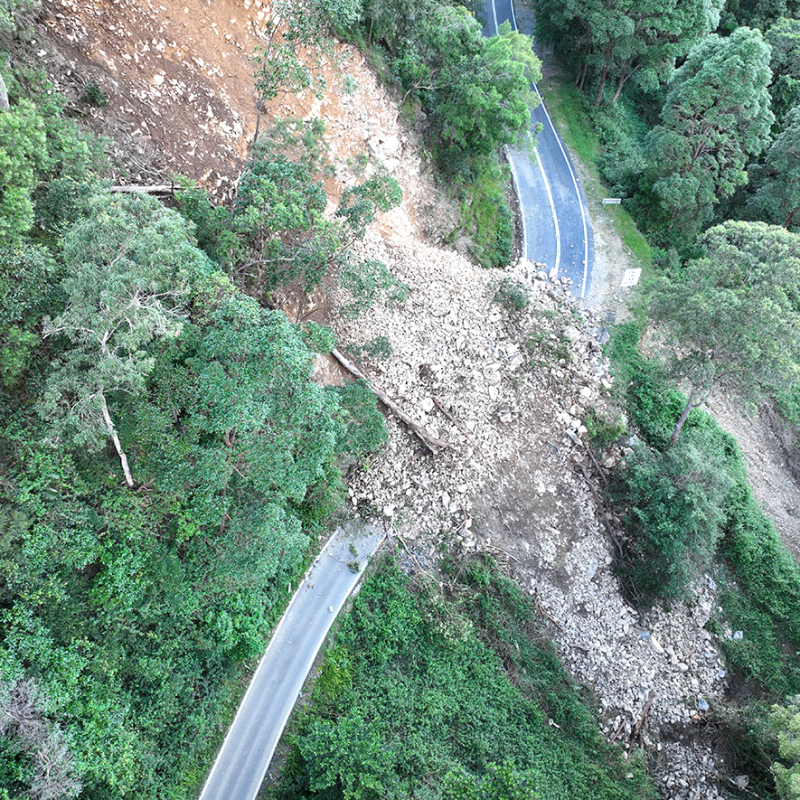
[0,99,47,241]
[333,380,388,457]
[611,430,735,605]
[338,258,408,319]
[584,409,627,448]
[605,323,695,448]
[0,244,59,388]
[494,277,529,312]
[80,81,108,107]
[769,697,800,798]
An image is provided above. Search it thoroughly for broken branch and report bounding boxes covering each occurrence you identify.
[432,396,486,460]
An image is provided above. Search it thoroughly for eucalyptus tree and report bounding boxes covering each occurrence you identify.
[537,0,723,105]
[767,16,800,121]
[649,220,800,444]
[747,105,800,230]
[40,195,212,487]
[644,27,774,235]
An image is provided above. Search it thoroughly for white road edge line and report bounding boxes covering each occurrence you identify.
[531,82,589,298]
[506,148,528,257]
[491,0,559,274]
[508,0,589,296]
[531,139,560,271]
[198,528,384,800]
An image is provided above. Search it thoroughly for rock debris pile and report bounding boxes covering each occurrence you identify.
[333,240,730,798]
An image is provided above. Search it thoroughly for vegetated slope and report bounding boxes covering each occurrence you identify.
[271,556,654,800]
[1,2,754,799]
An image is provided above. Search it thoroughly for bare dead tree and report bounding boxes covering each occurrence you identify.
[0,679,82,799]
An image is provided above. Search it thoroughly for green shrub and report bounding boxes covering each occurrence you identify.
[303,321,336,354]
[494,277,529,313]
[612,429,735,605]
[80,81,108,107]
[606,321,800,697]
[333,380,387,456]
[769,697,800,798]
[338,258,408,319]
[0,99,47,242]
[585,409,627,448]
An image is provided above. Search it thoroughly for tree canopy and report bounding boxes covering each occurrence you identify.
[536,0,724,105]
[644,27,774,236]
[649,220,800,442]
[747,105,800,230]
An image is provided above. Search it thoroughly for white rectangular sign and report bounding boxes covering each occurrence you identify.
[620,268,642,288]
[602,198,621,205]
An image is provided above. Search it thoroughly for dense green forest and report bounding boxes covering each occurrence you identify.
[533,0,800,793]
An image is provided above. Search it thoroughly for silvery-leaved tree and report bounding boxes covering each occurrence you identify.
[41,194,212,487]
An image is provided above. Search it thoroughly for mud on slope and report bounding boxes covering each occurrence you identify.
[36,0,454,235]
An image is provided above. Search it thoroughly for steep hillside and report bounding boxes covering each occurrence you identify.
[3,2,775,799]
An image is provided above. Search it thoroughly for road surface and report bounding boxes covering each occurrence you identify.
[198,525,386,800]
[484,0,594,299]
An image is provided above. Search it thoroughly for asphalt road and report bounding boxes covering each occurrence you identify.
[483,0,594,299]
[198,525,386,800]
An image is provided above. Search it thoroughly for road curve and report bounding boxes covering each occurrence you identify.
[484,0,594,298]
[198,524,386,800]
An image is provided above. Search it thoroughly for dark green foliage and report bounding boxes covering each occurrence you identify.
[80,81,108,107]
[605,323,693,449]
[176,131,404,302]
[746,107,800,232]
[766,17,800,122]
[303,321,337,354]
[494,277,530,313]
[643,29,774,238]
[611,430,735,605]
[338,258,408,319]
[346,4,538,268]
[0,244,58,389]
[0,99,47,241]
[0,168,388,798]
[333,380,388,456]
[336,174,403,233]
[536,0,723,107]
[721,0,800,31]
[458,154,515,267]
[274,557,653,800]
[362,335,393,360]
[584,409,627,448]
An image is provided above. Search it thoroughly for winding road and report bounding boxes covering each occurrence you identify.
[198,525,385,800]
[484,0,594,298]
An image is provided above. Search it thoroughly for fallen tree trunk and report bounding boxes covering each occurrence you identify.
[110,184,184,194]
[331,348,448,454]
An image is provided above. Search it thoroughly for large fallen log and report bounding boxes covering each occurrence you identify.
[331,348,448,455]
[110,184,185,194]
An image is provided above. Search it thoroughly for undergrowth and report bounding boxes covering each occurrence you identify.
[607,322,800,699]
[270,555,654,800]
